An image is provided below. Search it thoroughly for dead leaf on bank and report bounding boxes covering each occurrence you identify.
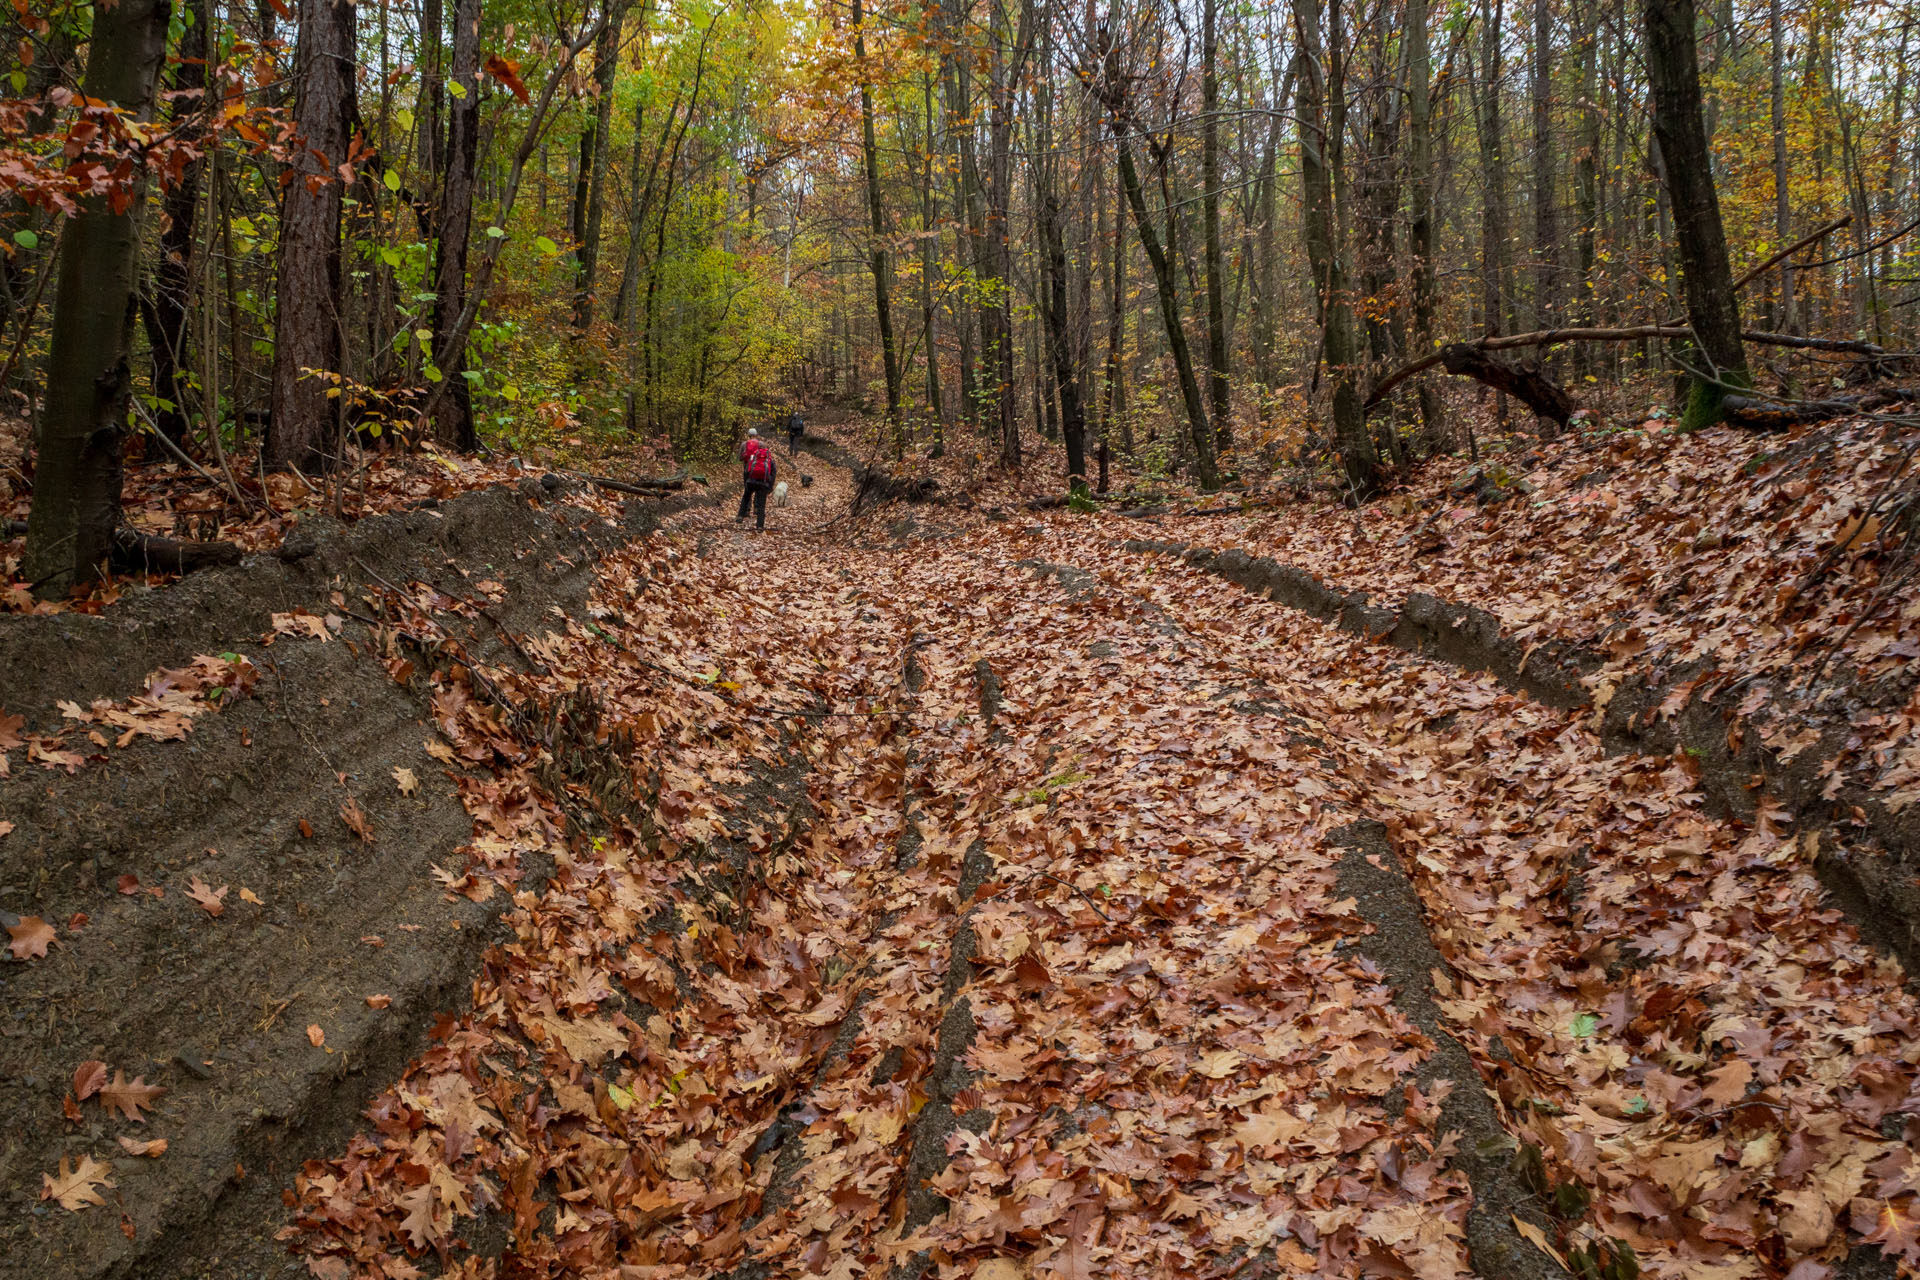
[41,1154,113,1210]
[99,1071,165,1122]
[307,1024,326,1048]
[974,1259,1030,1280]
[186,876,229,917]
[0,819,12,838]
[239,887,264,906]
[72,1060,107,1101]
[116,1136,168,1157]
[8,915,55,959]
[366,994,392,1009]
[271,610,332,642]
[339,797,374,844]
[393,766,419,795]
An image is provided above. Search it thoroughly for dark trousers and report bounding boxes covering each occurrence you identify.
[789,431,801,456]
[736,483,769,528]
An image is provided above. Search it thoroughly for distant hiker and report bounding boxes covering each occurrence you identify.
[737,428,777,531]
[787,410,804,456]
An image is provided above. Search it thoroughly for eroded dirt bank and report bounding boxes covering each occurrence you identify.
[0,478,714,1278]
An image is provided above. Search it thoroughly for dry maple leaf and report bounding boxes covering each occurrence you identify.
[185,876,228,917]
[41,1154,113,1210]
[338,797,374,844]
[0,709,24,750]
[72,1060,107,1101]
[99,1070,166,1122]
[393,766,419,795]
[7,914,55,960]
[116,1136,168,1157]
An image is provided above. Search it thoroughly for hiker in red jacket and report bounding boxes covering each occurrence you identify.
[736,428,777,531]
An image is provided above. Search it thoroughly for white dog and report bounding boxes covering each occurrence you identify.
[771,480,790,507]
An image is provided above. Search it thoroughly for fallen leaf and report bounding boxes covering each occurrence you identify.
[307,1024,326,1048]
[366,994,392,1009]
[338,797,374,844]
[393,766,419,795]
[239,887,263,905]
[40,1154,113,1211]
[1701,1059,1753,1107]
[8,915,55,960]
[185,876,229,917]
[99,1071,166,1122]
[116,874,141,894]
[73,1059,108,1101]
[116,1136,168,1157]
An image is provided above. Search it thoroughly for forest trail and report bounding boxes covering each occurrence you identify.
[264,425,1918,1280]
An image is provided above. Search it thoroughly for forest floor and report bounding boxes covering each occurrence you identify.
[4,410,1919,1280]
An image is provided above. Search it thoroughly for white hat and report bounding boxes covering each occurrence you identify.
[747,427,758,437]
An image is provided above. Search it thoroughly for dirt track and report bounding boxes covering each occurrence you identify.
[5,429,1916,1278]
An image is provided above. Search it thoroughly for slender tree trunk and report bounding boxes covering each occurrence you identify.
[430,0,482,449]
[853,0,905,449]
[147,0,210,446]
[1201,0,1231,450]
[1531,0,1556,327]
[419,0,445,183]
[1103,160,1129,453]
[574,0,625,330]
[267,0,358,471]
[1406,0,1443,440]
[921,68,946,448]
[1577,5,1602,348]
[1643,0,1749,426]
[23,0,172,594]
[1114,129,1218,487]
[1292,0,1378,495]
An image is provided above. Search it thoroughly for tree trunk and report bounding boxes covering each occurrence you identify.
[1292,0,1378,496]
[573,0,624,330]
[22,0,172,595]
[853,0,905,450]
[1769,0,1792,331]
[1103,158,1129,453]
[1201,0,1231,449]
[1531,0,1556,327]
[1114,131,1218,488]
[1405,0,1443,439]
[146,0,209,446]
[430,0,482,449]
[267,0,357,471]
[1643,0,1749,426]
[921,67,945,447]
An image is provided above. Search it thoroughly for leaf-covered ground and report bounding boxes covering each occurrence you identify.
[254,426,1918,1280]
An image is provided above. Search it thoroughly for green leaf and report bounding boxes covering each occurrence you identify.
[383,169,401,193]
[500,384,520,402]
[392,330,410,351]
[12,229,38,250]
[380,247,402,267]
[423,364,443,383]
[8,71,25,93]
[485,225,506,238]
[395,108,415,130]
[447,78,467,98]
[534,235,559,255]
[1570,1012,1599,1039]
[461,369,483,383]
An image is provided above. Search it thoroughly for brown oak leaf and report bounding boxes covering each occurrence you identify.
[99,1070,166,1122]
[7,915,55,960]
[41,1154,113,1210]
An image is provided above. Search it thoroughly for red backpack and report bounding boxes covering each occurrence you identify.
[743,438,774,485]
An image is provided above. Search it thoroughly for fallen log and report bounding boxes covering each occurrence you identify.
[567,471,689,496]
[1437,344,1578,424]
[111,528,244,574]
[1721,386,1920,430]
[1367,323,1906,413]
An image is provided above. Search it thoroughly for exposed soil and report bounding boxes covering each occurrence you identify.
[0,478,717,1279]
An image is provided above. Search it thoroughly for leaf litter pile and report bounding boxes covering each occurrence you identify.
[10,422,1917,1279]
